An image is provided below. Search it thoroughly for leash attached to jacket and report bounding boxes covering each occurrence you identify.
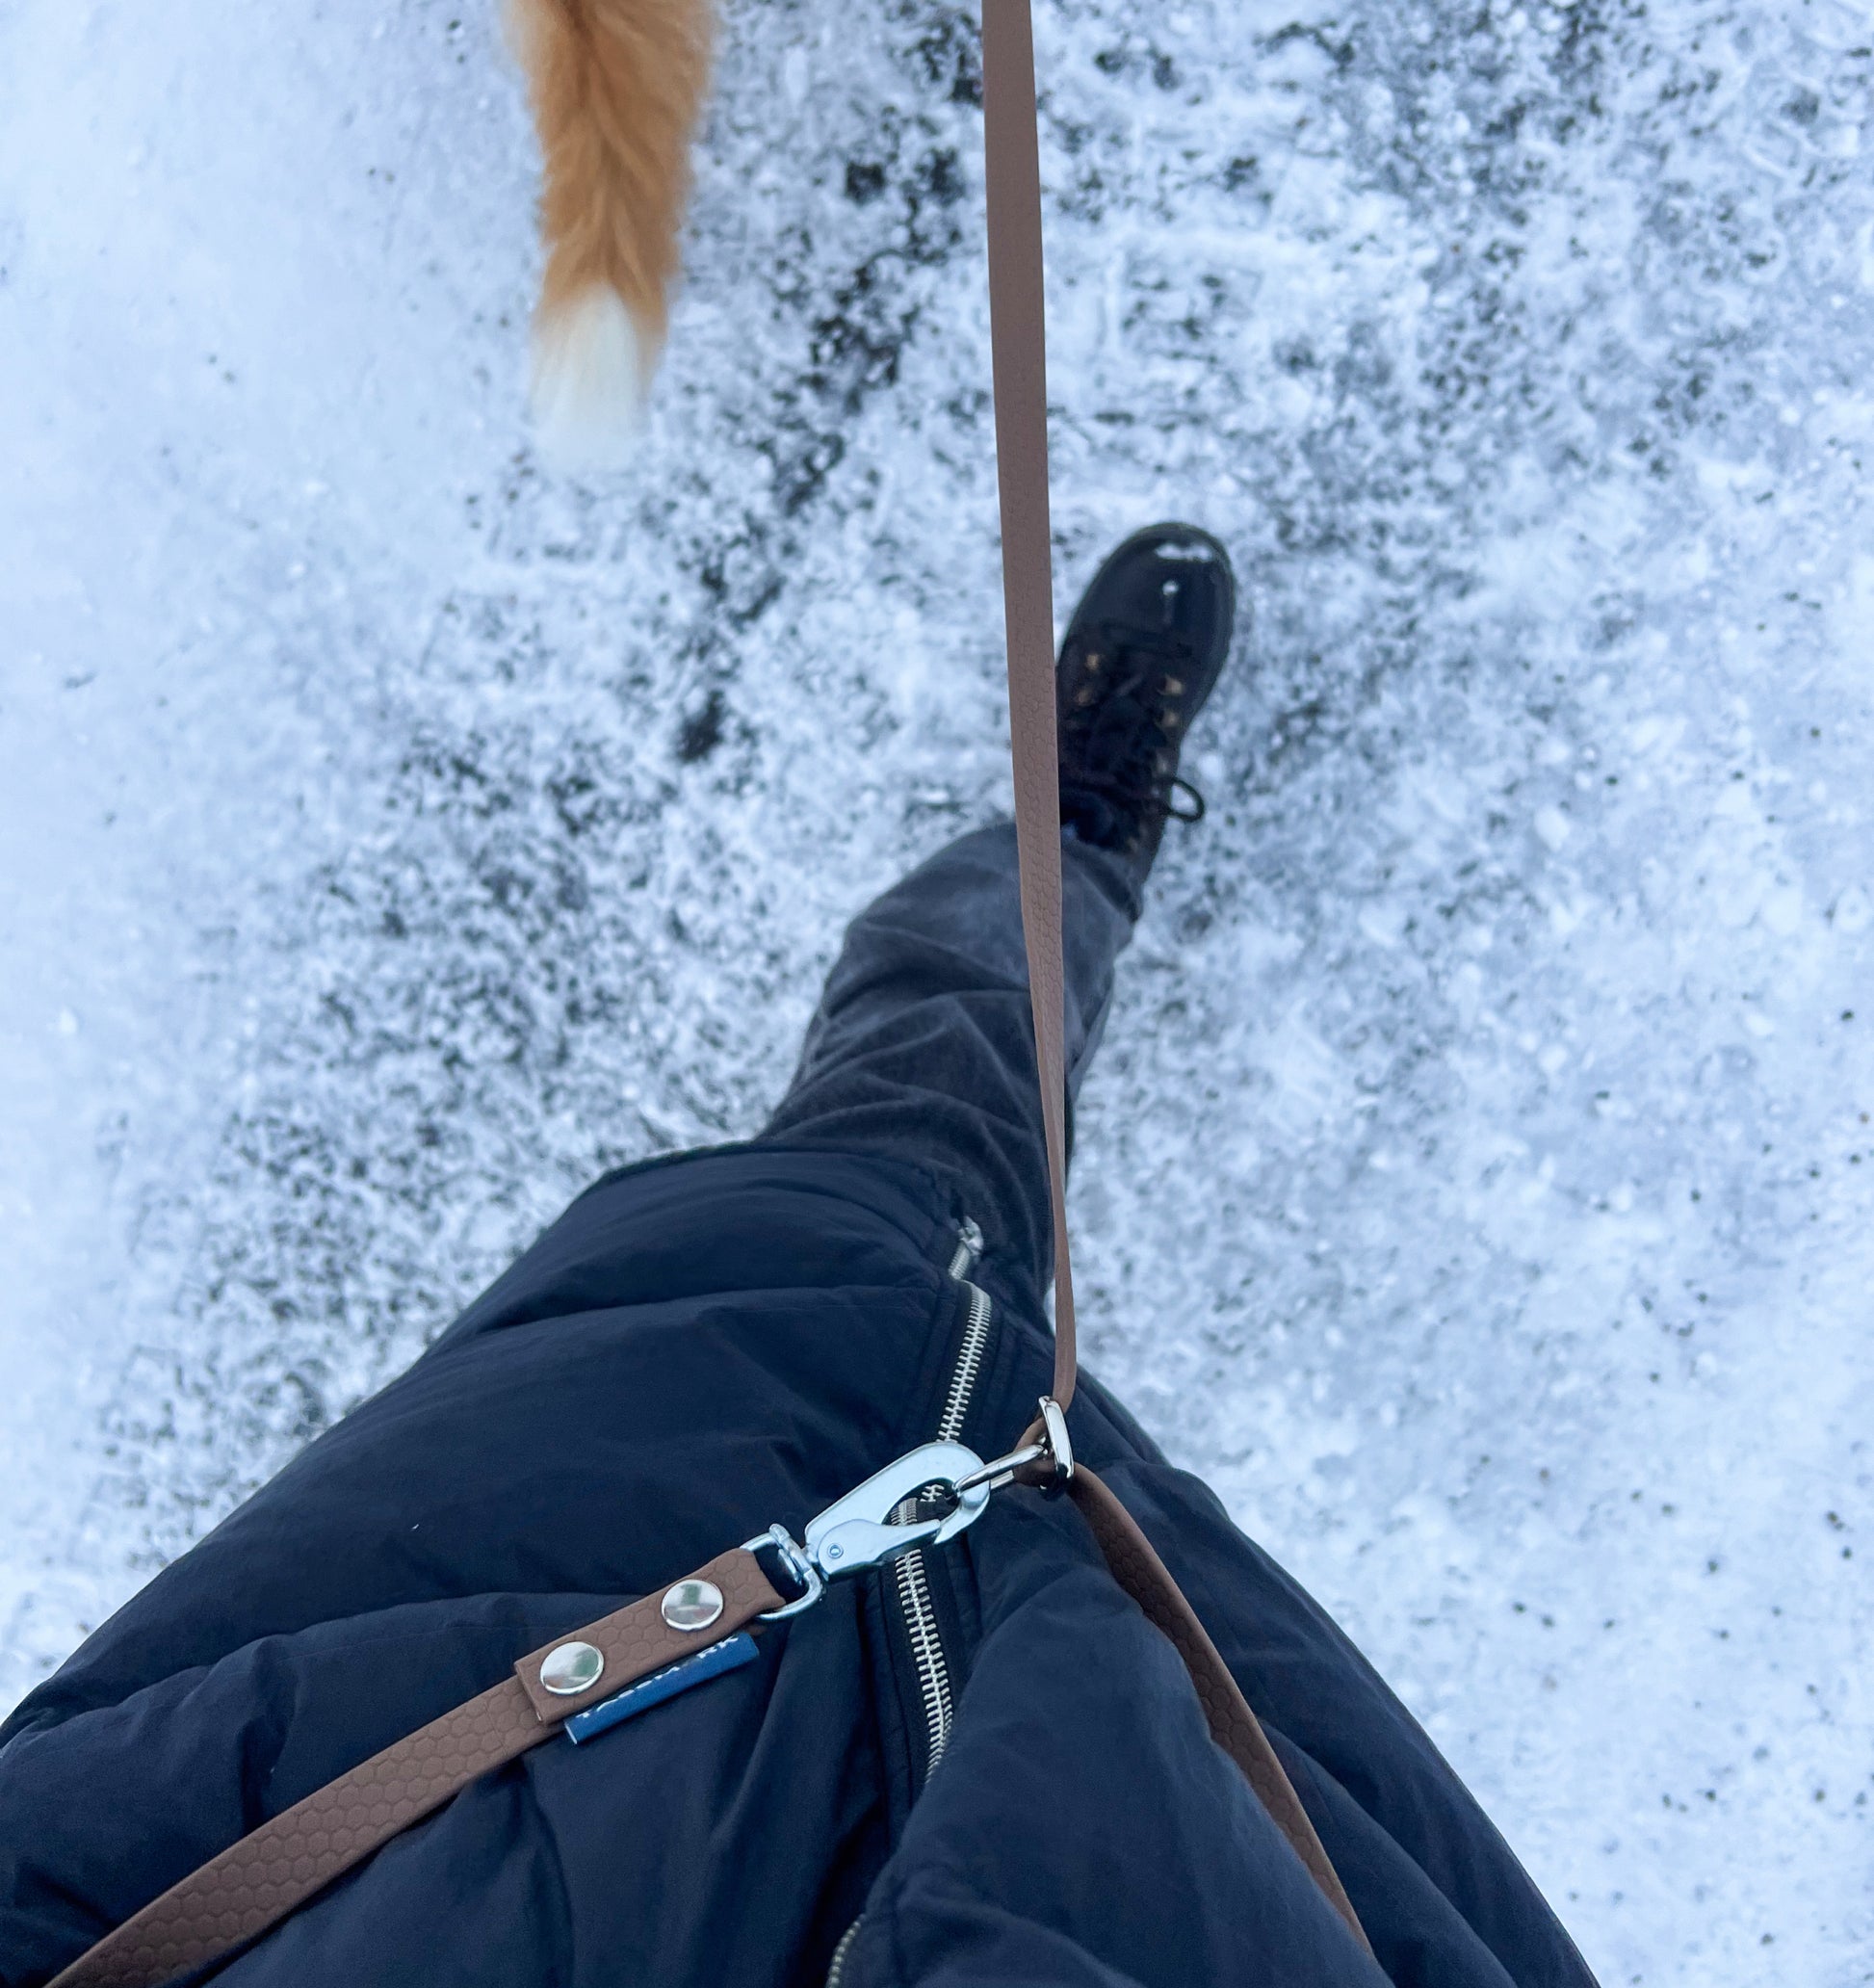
[979,0,1366,1950]
[47,10,1366,1983]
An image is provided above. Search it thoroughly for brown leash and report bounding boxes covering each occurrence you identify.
[47,1554,791,1988]
[980,0,1370,1951]
[982,0,1077,1414]
[48,11,1366,1981]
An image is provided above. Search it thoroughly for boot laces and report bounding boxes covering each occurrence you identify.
[1059,616,1207,832]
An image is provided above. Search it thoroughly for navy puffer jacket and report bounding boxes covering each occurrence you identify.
[0,1148,1595,1988]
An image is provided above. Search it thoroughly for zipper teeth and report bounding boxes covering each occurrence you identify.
[892,1545,954,1774]
[827,1221,987,1986]
[896,1223,990,1773]
[935,1282,992,1443]
[824,1919,861,1988]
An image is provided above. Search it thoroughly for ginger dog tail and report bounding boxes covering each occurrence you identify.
[508,0,713,469]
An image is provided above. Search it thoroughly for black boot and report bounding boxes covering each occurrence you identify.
[1056,523,1236,884]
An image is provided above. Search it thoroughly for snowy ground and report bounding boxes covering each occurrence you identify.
[3,0,1871,1978]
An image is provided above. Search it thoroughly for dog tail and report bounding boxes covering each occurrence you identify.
[508,0,713,469]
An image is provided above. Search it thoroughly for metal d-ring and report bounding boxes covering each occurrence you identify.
[746,1524,825,1621]
[950,1396,1074,1497]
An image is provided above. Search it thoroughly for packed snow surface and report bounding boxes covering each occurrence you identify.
[2,0,1870,1979]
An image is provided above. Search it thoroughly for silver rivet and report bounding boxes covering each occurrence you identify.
[661,1578,725,1633]
[538,1640,605,1697]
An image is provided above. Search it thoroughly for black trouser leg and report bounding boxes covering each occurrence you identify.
[760,824,1139,1295]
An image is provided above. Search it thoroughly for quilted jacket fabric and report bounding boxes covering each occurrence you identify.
[0,1146,1597,1988]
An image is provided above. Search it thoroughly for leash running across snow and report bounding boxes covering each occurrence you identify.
[47,10,1366,1983]
[980,0,1367,1949]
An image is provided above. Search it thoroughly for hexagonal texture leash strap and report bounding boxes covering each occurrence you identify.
[46,1551,785,1988]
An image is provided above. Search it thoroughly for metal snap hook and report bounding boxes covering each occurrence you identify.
[803,1441,990,1577]
[744,1439,1004,1625]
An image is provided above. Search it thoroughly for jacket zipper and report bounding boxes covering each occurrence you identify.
[897,1216,988,1773]
[828,1217,990,1985]
[823,1917,862,1988]
[943,1216,985,1290]
[936,1225,992,1441]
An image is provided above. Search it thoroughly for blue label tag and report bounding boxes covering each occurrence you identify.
[562,1633,761,1746]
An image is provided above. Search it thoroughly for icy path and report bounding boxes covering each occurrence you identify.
[2,0,1870,1979]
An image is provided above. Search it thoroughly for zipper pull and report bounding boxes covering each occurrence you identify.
[949,1216,985,1279]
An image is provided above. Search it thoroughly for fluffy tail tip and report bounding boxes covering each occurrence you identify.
[529,286,656,472]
